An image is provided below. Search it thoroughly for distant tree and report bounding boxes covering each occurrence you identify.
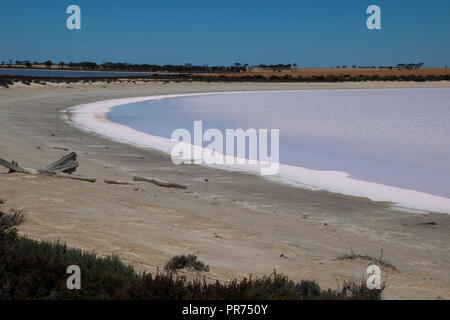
[397,63,425,70]
[24,61,32,67]
[44,60,53,68]
[79,61,98,70]
[15,60,23,65]
[293,63,297,68]
[59,61,65,69]
[1,61,4,65]
[231,62,242,72]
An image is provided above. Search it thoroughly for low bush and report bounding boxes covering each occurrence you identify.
[117,272,383,300]
[164,254,209,272]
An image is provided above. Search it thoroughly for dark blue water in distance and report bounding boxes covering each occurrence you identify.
[0,68,156,78]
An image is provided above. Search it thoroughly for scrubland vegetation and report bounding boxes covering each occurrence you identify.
[0,208,383,300]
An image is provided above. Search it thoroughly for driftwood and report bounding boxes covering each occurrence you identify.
[133,176,187,189]
[55,172,97,183]
[104,179,134,185]
[0,153,191,189]
[40,152,78,174]
[0,152,95,183]
[0,159,31,174]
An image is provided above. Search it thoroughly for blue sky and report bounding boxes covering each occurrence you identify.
[1,0,449,67]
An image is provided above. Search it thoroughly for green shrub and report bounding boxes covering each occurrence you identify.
[117,271,383,300]
[164,254,209,272]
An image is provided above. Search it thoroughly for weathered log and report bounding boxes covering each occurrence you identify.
[133,176,187,189]
[55,172,97,183]
[104,179,134,185]
[49,159,79,174]
[40,152,79,173]
[0,159,31,174]
[1,154,94,182]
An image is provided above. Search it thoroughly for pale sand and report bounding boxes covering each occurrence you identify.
[1,80,450,299]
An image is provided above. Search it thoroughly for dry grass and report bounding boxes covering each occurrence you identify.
[337,249,398,272]
[0,209,24,232]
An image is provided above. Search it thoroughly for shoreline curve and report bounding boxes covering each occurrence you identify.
[64,91,450,214]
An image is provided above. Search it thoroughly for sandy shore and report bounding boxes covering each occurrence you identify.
[1,80,450,299]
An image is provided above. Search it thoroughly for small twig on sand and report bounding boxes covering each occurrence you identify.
[55,172,97,183]
[133,176,187,189]
[104,179,134,185]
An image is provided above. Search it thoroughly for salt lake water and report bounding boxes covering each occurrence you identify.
[103,88,450,210]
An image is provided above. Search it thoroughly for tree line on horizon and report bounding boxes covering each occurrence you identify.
[0,60,301,72]
[2,60,253,72]
[1,60,430,72]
